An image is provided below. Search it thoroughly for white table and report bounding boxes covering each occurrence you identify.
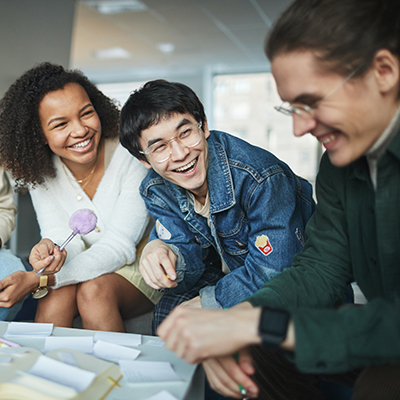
[0,321,204,400]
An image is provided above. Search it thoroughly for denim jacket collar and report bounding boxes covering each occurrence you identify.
[161,135,236,214]
[207,136,235,213]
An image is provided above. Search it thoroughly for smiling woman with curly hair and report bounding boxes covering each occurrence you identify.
[0,62,119,189]
[0,62,161,331]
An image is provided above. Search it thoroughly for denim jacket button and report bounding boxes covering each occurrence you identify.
[195,214,199,218]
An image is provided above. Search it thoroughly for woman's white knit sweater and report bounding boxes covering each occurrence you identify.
[30,139,150,288]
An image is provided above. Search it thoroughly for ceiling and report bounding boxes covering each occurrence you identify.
[71,0,292,83]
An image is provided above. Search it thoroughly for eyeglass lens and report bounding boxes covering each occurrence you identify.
[275,104,314,120]
[150,124,202,162]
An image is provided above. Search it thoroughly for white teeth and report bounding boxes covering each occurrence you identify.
[321,135,335,144]
[71,138,90,148]
[175,159,197,172]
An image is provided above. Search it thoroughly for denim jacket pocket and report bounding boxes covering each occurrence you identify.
[217,217,250,257]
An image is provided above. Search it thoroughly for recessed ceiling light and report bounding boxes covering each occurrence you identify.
[95,47,131,59]
[82,0,147,14]
[157,43,175,53]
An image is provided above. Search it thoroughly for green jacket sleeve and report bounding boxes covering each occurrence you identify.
[246,155,400,373]
[292,297,400,373]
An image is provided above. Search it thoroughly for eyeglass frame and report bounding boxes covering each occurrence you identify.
[274,66,362,119]
[139,121,203,163]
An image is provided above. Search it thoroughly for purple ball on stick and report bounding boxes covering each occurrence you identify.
[69,208,98,235]
[59,209,98,251]
[35,209,98,276]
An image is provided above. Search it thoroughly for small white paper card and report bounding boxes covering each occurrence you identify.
[145,339,164,347]
[93,340,140,363]
[5,322,53,337]
[119,360,182,383]
[94,331,141,347]
[44,336,94,353]
[29,355,96,393]
[0,347,28,354]
[58,351,78,367]
[142,390,179,400]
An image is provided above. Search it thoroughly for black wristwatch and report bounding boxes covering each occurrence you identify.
[258,306,290,348]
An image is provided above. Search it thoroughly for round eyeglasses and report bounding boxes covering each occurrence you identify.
[140,122,203,163]
[274,103,317,120]
[274,66,361,120]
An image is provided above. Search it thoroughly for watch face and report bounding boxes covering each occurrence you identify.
[32,288,48,299]
[259,306,290,347]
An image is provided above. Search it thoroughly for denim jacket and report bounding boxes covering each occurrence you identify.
[140,131,315,308]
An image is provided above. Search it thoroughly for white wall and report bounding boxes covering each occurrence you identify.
[0,0,75,257]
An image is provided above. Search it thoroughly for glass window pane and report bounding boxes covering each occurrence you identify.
[213,73,320,188]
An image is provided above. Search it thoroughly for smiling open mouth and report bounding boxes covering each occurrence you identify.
[320,134,336,144]
[71,138,91,149]
[174,158,197,173]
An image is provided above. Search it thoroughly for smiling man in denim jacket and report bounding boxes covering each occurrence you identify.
[120,79,315,331]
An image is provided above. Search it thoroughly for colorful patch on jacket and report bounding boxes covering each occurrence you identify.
[255,235,273,256]
[156,220,171,240]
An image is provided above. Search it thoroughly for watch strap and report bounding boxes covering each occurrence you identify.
[39,274,48,288]
[31,274,49,298]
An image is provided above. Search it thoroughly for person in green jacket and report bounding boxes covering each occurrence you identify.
[157,0,400,399]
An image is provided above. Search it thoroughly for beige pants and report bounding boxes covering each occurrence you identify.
[115,235,163,305]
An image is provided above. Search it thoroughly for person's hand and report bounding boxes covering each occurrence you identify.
[179,295,202,308]
[203,350,259,399]
[157,302,262,364]
[0,270,38,308]
[29,238,67,275]
[139,239,178,289]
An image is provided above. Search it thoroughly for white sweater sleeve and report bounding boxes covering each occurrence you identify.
[30,144,150,288]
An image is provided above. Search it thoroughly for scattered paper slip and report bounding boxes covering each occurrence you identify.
[94,331,141,347]
[5,322,53,337]
[44,336,94,353]
[119,360,182,383]
[58,351,78,366]
[141,390,179,400]
[145,339,164,347]
[93,340,141,363]
[112,391,178,400]
[0,347,28,354]
[29,355,96,392]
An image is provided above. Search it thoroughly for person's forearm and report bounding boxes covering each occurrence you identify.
[229,302,263,348]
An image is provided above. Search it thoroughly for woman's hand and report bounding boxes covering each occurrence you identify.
[29,238,67,275]
[203,350,259,399]
[0,270,38,307]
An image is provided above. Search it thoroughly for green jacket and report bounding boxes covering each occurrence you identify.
[248,130,400,374]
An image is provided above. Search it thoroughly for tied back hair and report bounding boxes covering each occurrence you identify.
[266,0,400,79]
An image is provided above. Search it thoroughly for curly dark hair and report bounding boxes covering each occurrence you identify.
[0,62,120,189]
